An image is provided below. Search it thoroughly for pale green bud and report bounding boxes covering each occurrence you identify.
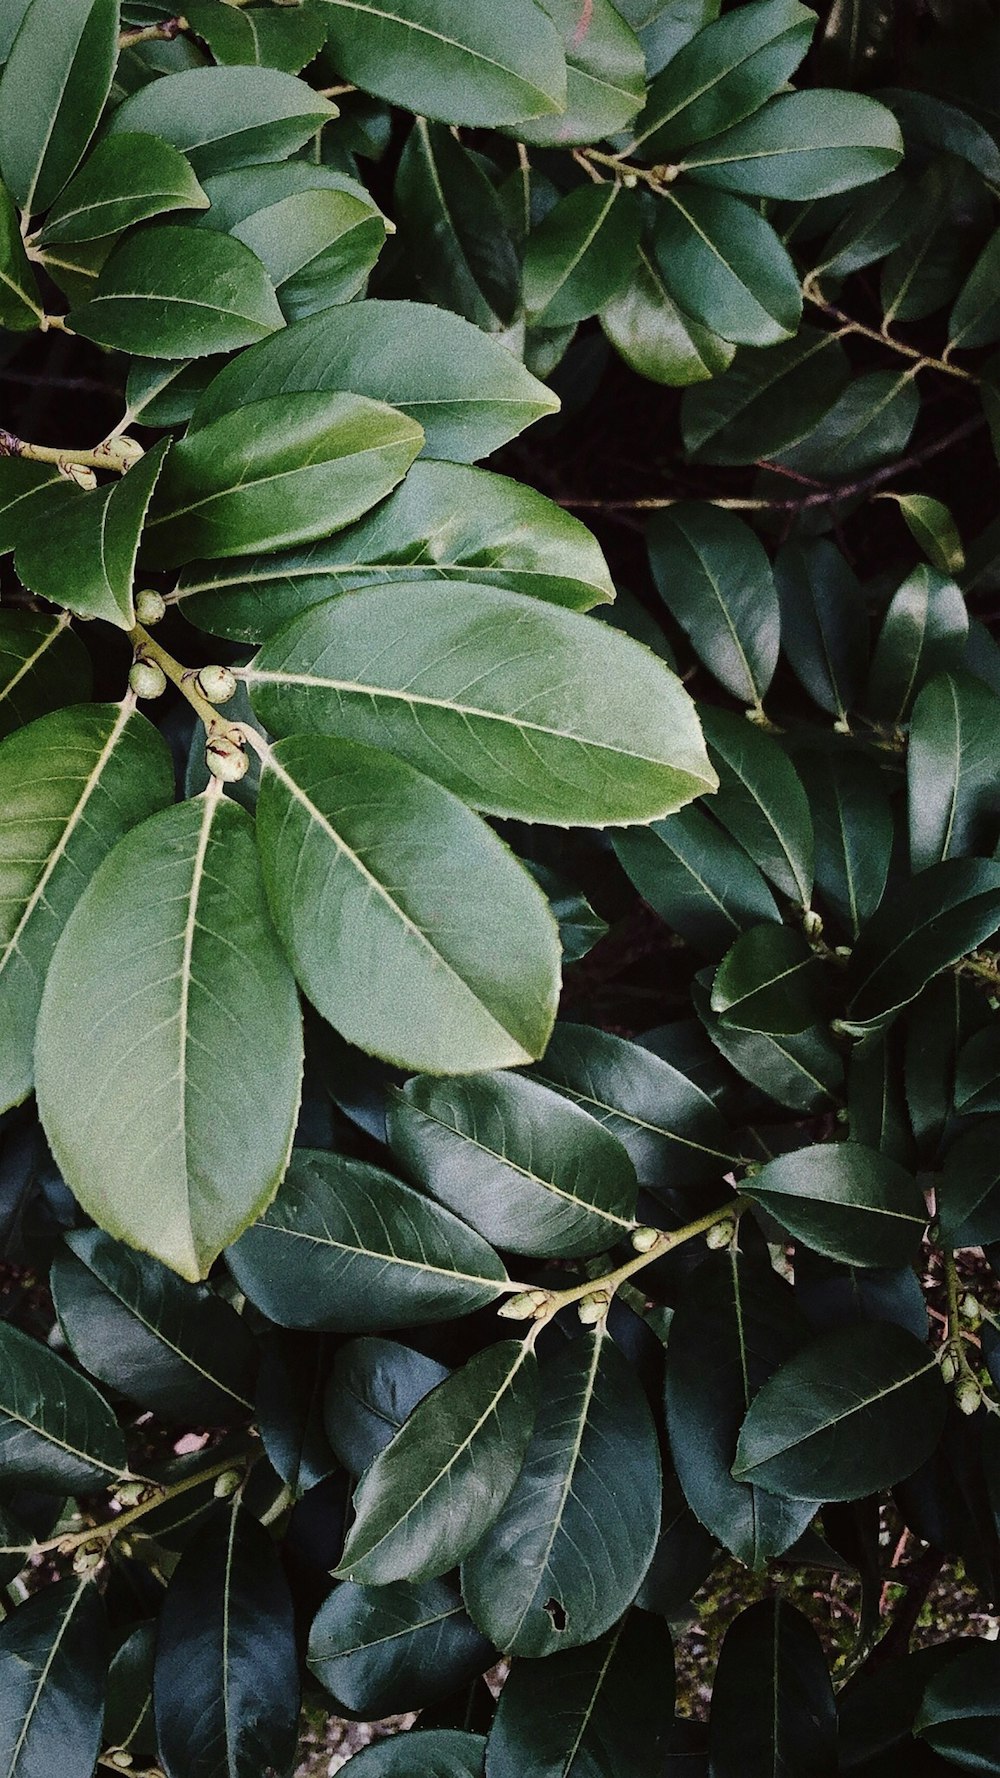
[114,1480,147,1508]
[196,664,238,705]
[577,1290,609,1325]
[205,736,249,782]
[939,1348,959,1385]
[956,1376,981,1416]
[107,1752,134,1770]
[72,1538,104,1576]
[961,1294,981,1322]
[213,1469,242,1499]
[498,1291,543,1320]
[802,909,823,941]
[134,588,166,625]
[631,1226,661,1254]
[128,659,166,700]
[705,1217,737,1251]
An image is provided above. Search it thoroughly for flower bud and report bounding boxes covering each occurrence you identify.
[631,1226,661,1254]
[134,588,166,625]
[114,1480,147,1508]
[802,909,824,941]
[129,659,166,700]
[213,1469,241,1499]
[939,1348,959,1385]
[577,1290,609,1325]
[61,462,97,490]
[498,1291,543,1320]
[102,434,145,469]
[72,1538,104,1576]
[961,1293,980,1322]
[956,1376,981,1416]
[108,1752,134,1770]
[705,1216,737,1251]
[196,664,238,705]
[205,736,249,782]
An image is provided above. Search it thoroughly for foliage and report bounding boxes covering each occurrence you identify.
[1,1,1000,1774]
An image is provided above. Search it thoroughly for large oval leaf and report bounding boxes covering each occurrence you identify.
[335,1340,539,1585]
[680,90,903,199]
[843,859,1000,1036]
[907,670,1000,871]
[0,701,173,1115]
[0,1319,127,1493]
[523,184,642,327]
[190,298,559,460]
[35,792,304,1282]
[462,1327,661,1655]
[647,502,779,706]
[0,1580,108,1778]
[39,132,209,244]
[708,1598,836,1778]
[733,1321,948,1500]
[254,734,560,1071]
[0,0,118,216]
[308,1577,493,1717]
[246,583,717,826]
[104,65,337,177]
[388,1070,638,1257]
[775,539,868,721]
[228,1148,510,1332]
[0,611,91,738]
[652,183,802,348]
[324,1338,451,1475]
[739,1142,927,1267]
[144,391,422,567]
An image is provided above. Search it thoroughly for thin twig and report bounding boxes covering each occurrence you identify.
[119,15,187,46]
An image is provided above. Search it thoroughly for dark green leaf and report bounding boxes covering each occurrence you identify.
[0,701,173,1115]
[0,460,64,555]
[648,503,779,705]
[701,707,814,907]
[733,1321,948,1500]
[937,1123,1000,1248]
[388,1071,638,1258]
[246,582,716,826]
[0,611,91,738]
[0,177,41,328]
[39,133,208,244]
[916,1639,1000,1771]
[693,971,843,1111]
[337,1733,485,1776]
[224,182,385,322]
[884,493,965,577]
[681,328,850,465]
[324,1337,451,1476]
[0,1319,127,1491]
[600,245,735,387]
[905,973,987,1163]
[797,750,891,939]
[103,1623,156,1765]
[35,794,304,1282]
[708,1598,836,1778]
[881,158,986,326]
[335,1340,539,1585]
[907,670,1000,871]
[846,1031,915,1170]
[773,368,920,484]
[775,540,868,719]
[843,859,1000,1036]
[524,184,641,328]
[867,566,969,724]
[228,1149,510,1332]
[614,806,781,956]
[50,1227,258,1423]
[104,64,336,177]
[652,184,802,347]
[949,227,1000,350]
[396,120,520,330]
[309,1577,493,1717]
[741,1141,926,1266]
[955,1027,1000,1115]
[184,0,328,72]
[712,924,825,1035]
[155,1504,299,1778]
[0,0,118,216]
[0,1579,107,1778]
[515,0,647,147]
[812,170,920,282]
[681,91,902,199]
[462,1327,661,1655]
[257,1333,337,1496]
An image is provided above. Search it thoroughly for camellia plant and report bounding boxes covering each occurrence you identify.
[3,0,1000,1774]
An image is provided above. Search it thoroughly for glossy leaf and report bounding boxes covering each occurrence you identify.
[396,119,519,331]
[388,1070,638,1258]
[191,298,558,461]
[335,1340,539,1585]
[462,1328,661,1655]
[254,734,560,1071]
[0,611,91,739]
[516,0,647,147]
[225,184,384,322]
[648,502,779,705]
[50,1227,258,1423]
[0,460,65,555]
[145,391,422,566]
[0,1319,127,1492]
[524,184,641,327]
[35,793,304,1282]
[69,223,285,358]
[708,1598,836,1778]
[0,178,41,328]
[39,133,209,244]
[681,328,850,465]
[0,701,173,1115]
[700,707,814,907]
[321,0,567,127]
[228,1148,510,1332]
[308,1577,493,1716]
[614,806,780,956]
[184,0,328,72]
[177,460,614,641]
[681,90,903,199]
[155,1504,299,1778]
[694,972,843,1112]
[955,1029,1000,1115]
[797,750,892,939]
[907,670,1000,871]
[0,1580,108,1778]
[740,1142,926,1267]
[843,859,1000,1036]
[0,0,118,217]
[775,539,868,720]
[733,1321,948,1500]
[247,582,716,826]
[257,1332,337,1496]
[867,565,969,723]
[949,227,1000,351]
[652,184,802,348]
[600,245,735,386]
[937,1123,1000,1248]
[339,1734,485,1777]
[916,1638,1000,1770]
[711,924,824,1035]
[324,1338,451,1475]
[886,493,965,577]
[104,65,337,177]
[773,367,919,484]
[631,0,815,158]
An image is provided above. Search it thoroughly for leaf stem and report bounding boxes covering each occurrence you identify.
[24,1455,250,1560]
[129,624,247,748]
[522,1198,745,1328]
[119,16,187,46]
[803,285,979,385]
[0,429,142,474]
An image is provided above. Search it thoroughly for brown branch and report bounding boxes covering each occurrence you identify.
[119,15,187,47]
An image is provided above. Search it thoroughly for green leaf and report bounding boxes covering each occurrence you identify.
[882,493,965,577]
[308,1578,493,1717]
[50,1227,258,1423]
[0,701,173,1115]
[693,972,843,1111]
[797,750,892,940]
[867,565,969,724]
[254,734,560,1071]
[176,460,614,641]
[916,1638,1000,1771]
[35,793,304,1282]
[741,1141,926,1267]
[228,1148,510,1331]
[814,170,921,282]
[775,540,868,719]
[955,1029,1000,1116]
[680,90,903,199]
[937,1123,1000,1248]
[69,222,285,358]
[681,328,850,465]
[711,924,824,1035]
[104,65,337,177]
[0,177,41,328]
[191,297,558,461]
[145,391,421,567]
[335,1733,485,1777]
[708,1598,836,1778]
[387,1071,638,1258]
[0,0,31,63]
[905,973,986,1164]
[0,459,65,554]
[600,244,735,386]
[39,133,208,244]
[648,502,779,705]
[907,670,1000,871]
[631,0,815,159]
[0,0,118,217]
[102,1622,156,1767]
[246,582,717,826]
[184,0,328,72]
[13,437,169,627]
[515,0,647,147]
[614,804,782,955]
[772,368,920,484]
[486,1612,675,1778]
[199,169,386,322]
[843,859,1000,1037]
[0,1580,108,1778]
[0,1319,127,1491]
[324,1338,451,1475]
[462,1327,661,1655]
[700,708,814,907]
[529,1020,739,1186]
[154,1504,299,1778]
[335,1340,539,1585]
[320,0,566,127]
[733,1321,948,1500]
[664,1246,814,1567]
[949,226,1000,351]
[0,611,91,738]
[257,1332,337,1496]
[652,184,802,347]
[395,120,520,331]
[524,184,641,327]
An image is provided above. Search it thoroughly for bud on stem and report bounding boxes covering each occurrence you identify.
[205,736,249,782]
[578,1290,610,1325]
[129,659,166,700]
[196,664,238,705]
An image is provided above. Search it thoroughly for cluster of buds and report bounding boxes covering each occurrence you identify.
[71,1536,105,1577]
[498,1288,551,1321]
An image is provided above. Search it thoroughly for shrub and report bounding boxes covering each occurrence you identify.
[1,1,999,1774]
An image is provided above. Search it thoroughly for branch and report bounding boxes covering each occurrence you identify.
[803,286,979,385]
[119,15,187,46]
[0,428,144,477]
